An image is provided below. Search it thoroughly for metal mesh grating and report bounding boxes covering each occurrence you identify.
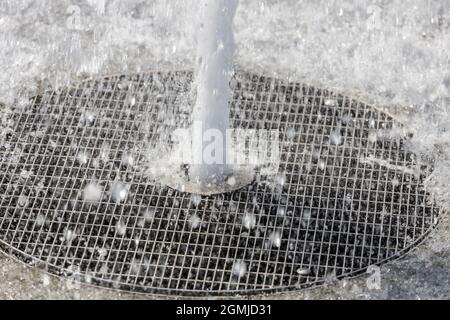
[0,71,440,296]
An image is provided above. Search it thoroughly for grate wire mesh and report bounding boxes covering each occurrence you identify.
[0,71,440,296]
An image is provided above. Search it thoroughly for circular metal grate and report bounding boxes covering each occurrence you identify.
[0,71,440,296]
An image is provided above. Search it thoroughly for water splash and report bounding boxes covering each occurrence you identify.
[189,0,239,184]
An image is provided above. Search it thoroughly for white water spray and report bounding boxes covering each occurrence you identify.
[189,0,239,185]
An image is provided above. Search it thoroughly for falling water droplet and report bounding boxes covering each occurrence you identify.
[81,111,95,126]
[189,214,201,229]
[115,219,126,236]
[296,268,310,276]
[303,209,311,221]
[143,208,155,222]
[243,213,256,230]
[318,160,326,170]
[368,130,378,143]
[217,40,225,51]
[127,95,136,107]
[98,248,108,259]
[100,142,110,162]
[190,194,202,207]
[99,264,109,274]
[286,127,296,140]
[312,148,321,160]
[268,231,282,248]
[35,214,46,227]
[130,258,142,275]
[232,260,247,278]
[330,128,342,145]
[18,195,29,207]
[391,177,400,187]
[216,196,224,207]
[277,207,286,216]
[76,151,89,165]
[274,172,286,186]
[111,181,128,203]
[121,152,135,167]
[227,176,236,186]
[42,274,51,287]
[63,228,77,243]
[252,196,258,206]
